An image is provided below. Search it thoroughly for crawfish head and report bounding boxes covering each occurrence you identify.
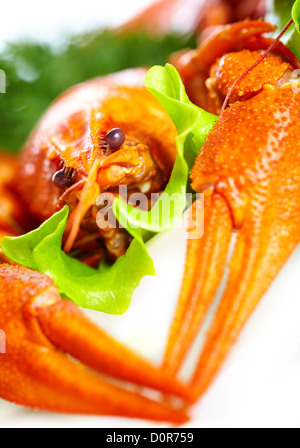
[18,69,177,260]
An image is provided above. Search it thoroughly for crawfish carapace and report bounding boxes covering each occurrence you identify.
[163,21,300,401]
[18,69,177,260]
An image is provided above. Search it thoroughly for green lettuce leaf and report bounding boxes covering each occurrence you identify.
[1,64,217,314]
[293,0,300,32]
[113,64,217,241]
[1,206,155,315]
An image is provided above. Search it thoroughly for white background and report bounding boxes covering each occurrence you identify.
[1,0,300,429]
[0,0,154,48]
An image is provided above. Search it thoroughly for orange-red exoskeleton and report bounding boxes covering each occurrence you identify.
[163,21,300,402]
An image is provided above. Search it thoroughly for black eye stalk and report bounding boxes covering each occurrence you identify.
[52,167,76,189]
[105,128,125,151]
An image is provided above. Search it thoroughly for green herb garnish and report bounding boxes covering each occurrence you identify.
[0,30,196,153]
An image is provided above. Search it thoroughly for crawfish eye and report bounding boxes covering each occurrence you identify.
[105,128,125,150]
[52,167,76,189]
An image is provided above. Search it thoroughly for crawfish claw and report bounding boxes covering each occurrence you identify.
[164,81,300,401]
[0,264,188,423]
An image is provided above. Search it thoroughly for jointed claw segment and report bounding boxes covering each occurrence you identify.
[0,264,188,422]
[171,21,300,110]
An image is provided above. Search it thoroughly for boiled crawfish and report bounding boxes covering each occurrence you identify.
[1,13,300,424]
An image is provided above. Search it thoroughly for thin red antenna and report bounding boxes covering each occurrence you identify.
[217,17,294,140]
